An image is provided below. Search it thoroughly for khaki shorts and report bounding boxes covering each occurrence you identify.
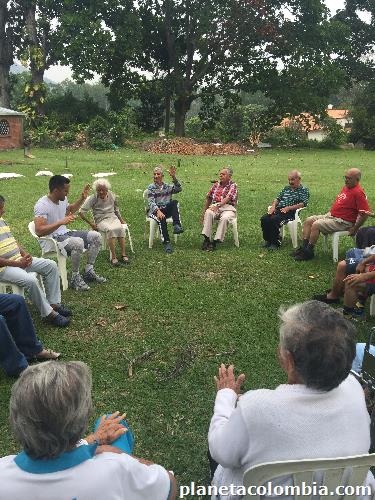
[306,213,353,235]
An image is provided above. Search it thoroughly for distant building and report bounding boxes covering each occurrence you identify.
[279,108,352,142]
[0,107,25,150]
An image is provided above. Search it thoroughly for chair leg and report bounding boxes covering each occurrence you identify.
[231,220,239,247]
[332,233,339,262]
[149,220,157,248]
[290,222,298,249]
[57,254,68,291]
[370,295,375,317]
[323,234,329,252]
[125,227,135,254]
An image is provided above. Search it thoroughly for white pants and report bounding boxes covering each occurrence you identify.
[0,257,61,317]
[202,205,237,242]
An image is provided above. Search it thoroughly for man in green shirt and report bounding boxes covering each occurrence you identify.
[260,170,309,250]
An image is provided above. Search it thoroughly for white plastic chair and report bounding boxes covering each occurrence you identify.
[28,221,69,291]
[99,223,135,258]
[243,454,375,500]
[267,207,305,248]
[0,273,46,298]
[282,207,306,248]
[143,190,178,248]
[323,231,353,262]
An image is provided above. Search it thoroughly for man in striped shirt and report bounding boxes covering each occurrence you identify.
[146,166,183,254]
[201,168,238,251]
[0,196,70,327]
[260,170,309,250]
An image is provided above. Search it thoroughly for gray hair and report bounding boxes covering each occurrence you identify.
[153,166,164,175]
[93,178,111,191]
[279,301,356,391]
[10,361,93,459]
[288,170,301,178]
[224,167,233,177]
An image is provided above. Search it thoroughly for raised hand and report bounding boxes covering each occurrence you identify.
[214,364,245,395]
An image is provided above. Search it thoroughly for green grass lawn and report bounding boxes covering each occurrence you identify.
[0,146,374,496]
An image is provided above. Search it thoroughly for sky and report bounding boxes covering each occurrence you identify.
[43,0,346,83]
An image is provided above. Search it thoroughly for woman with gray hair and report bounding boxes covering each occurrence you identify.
[0,361,176,499]
[208,301,374,500]
[79,179,129,266]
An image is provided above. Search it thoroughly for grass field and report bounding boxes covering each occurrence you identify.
[0,146,374,496]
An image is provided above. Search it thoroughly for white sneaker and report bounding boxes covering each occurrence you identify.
[83,269,107,284]
[70,274,90,291]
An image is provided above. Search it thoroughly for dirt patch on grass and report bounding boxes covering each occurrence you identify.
[143,138,256,156]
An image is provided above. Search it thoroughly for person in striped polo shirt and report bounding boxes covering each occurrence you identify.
[146,166,183,254]
[0,196,70,327]
[260,170,309,250]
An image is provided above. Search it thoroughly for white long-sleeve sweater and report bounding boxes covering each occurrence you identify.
[208,374,372,500]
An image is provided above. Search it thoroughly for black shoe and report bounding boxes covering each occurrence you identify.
[294,248,314,261]
[173,224,184,234]
[202,239,210,250]
[313,294,340,304]
[267,244,280,250]
[260,241,270,248]
[290,246,304,257]
[54,304,72,317]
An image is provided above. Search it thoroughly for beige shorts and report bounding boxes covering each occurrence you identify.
[306,213,353,235]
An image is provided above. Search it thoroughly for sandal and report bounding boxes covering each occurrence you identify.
[35,349,61,361]
[121,255,130,265]
[111,259,120,267]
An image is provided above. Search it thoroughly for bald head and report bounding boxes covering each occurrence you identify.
[288,170,301,189]
[344,168,361,188]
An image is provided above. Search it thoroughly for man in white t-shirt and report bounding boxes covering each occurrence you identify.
[34,175,106,291]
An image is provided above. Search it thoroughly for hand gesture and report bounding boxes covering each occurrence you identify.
[214,364,245,395]
[18,255,32,269]
[356,261,366,274]
[156,209,165,220]
[209,204,219,213]
[168,166,177,178]
[343,273,367,286]
[359,209,375,217]
[62,213,76,225]
[268,207,275,215]
[90,412,128,445]
[81,184,91,200]
[280,207,289,214]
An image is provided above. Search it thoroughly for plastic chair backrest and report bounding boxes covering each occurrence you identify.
[243,454,375,500]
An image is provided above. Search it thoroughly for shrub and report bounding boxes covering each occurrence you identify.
[86,116,113,150]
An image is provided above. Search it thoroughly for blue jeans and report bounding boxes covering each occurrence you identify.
[352,343,375,374]
[0,294,43,376]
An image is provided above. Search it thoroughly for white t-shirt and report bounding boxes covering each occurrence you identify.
[34,195,69,252]
[0,451,171,500]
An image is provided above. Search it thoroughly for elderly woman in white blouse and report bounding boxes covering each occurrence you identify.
[0,361,176,500]
[79,179,129,266]
[208,300,374,500]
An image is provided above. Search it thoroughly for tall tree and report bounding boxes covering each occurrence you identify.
[0,0,18,108]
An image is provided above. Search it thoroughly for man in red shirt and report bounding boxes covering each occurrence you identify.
[201,168,238,251]
[294,168,369,261]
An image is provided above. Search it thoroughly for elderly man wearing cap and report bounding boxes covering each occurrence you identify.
[145,166,183,254]
[294,168,369,261]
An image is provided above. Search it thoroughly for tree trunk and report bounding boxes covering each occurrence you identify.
[24,1,46,118]
[174,95,193,136]
[0,0,13,108]
[164,94,170,134]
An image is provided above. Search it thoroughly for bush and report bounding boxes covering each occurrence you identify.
[185,117,220,142]
[264,125,307,147]
[108,108,139,145]
[86,116,113,150]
